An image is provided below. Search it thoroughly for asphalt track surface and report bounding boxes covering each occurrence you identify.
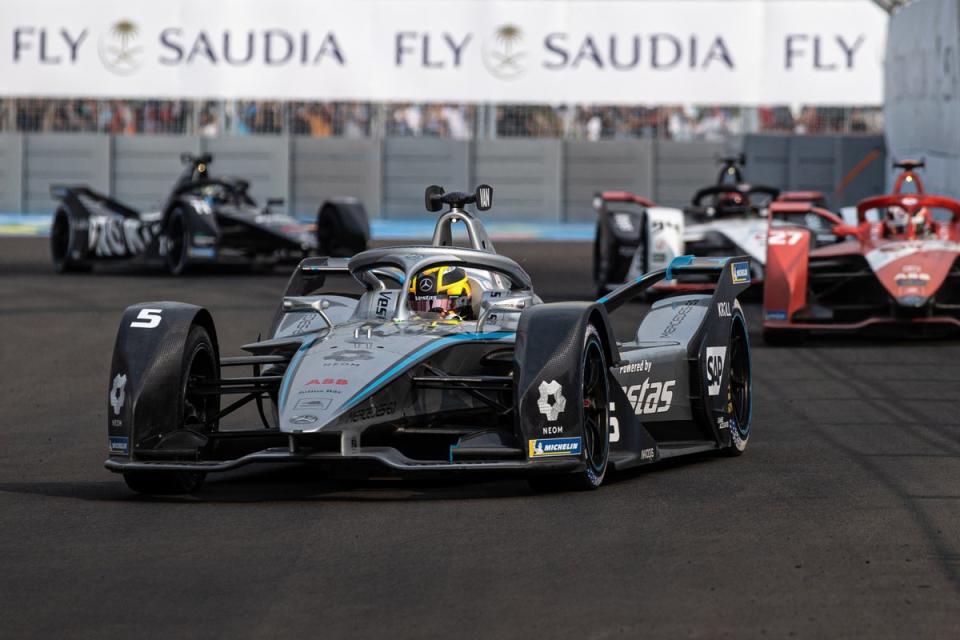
[2,237,959,639]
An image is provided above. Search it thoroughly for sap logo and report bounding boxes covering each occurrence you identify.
[622,379,675,415]
[706,346,727,396]
[376,292,391,318]
[528,437,581,458]
[717,301,731,317]
[765,310,787,321]
[731,261,750,284]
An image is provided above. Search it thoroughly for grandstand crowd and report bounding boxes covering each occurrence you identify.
[0,99,882,139]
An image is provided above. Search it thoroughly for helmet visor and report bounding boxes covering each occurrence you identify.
[410,295,456,315]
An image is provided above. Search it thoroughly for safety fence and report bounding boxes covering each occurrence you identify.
[0,133,885,222]
[0,100,883,141]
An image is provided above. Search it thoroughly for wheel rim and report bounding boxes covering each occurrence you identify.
[729,320,751,436]
[182,343,217,433]
[581,337,609,473]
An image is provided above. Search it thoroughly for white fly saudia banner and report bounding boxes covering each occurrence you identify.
[0,0,887,104]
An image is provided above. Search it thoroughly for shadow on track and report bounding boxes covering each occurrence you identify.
[0,450,724,504]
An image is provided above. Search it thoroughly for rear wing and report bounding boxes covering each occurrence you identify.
[769,201,844,227]
[50,184,140,218]
[594,191,657,209]
[598,255,751,313]
[777,191,828,208]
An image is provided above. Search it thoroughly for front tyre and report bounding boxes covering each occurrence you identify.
[122,325,217,495]
[529,324,610,491]
[164,208,191,276]
[726,310,752,456]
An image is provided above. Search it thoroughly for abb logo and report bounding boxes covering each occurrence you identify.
[306,378,349,386]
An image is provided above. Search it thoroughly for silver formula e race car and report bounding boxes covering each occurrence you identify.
[593,155,824,297]
[104,185,754,495]
[51,153,369,275]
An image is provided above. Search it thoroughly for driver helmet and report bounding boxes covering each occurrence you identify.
[716,191,745,212]
[883,205,910,235]
[408,266,474,319]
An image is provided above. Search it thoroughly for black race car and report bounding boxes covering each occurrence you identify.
[103,184,754,495]
[50,153,369,275]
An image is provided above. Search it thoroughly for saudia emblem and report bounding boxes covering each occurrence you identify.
[99,20,143,75]
[482,24,527,80]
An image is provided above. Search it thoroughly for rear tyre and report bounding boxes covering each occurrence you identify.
[528,324,610,491]
[593,221,614,298]
[316,200,369,257]
[164,208,191,276]
[122,325,217,495]
[50,209,91,273]
[726,312,752,456]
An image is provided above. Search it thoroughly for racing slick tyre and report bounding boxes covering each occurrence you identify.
[726,309,752,456]
[122,325,218,495]
[164,208,192,276]
[593,221,616,300]
[316,199,369,257]
[528,324,611,491]
[50,209,92,273]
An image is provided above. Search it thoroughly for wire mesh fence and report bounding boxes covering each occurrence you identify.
[0,98,883,139]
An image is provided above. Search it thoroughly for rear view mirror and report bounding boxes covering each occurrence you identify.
[267,198,285,208]
[425,185,445,212]
[475,184,493,211]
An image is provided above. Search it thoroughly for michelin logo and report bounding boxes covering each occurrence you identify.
[731,261,750,284]
[109,436,129,455]
[528,437,581,458]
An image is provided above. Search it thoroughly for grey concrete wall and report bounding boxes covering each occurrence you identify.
[654,141,727,208]
[744,134,885,208]
[0,135,23,212]
[202,137,290,211]
[11,133,882,219]
[24,134,111,214]
[383,139,469,218]
[291,138,381,219]
[885,0,960,199]
[113,136,200,211]
[473,140,562,221]
[564,140,655,223]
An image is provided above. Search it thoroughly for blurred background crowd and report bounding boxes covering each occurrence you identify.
[1,99,883,139]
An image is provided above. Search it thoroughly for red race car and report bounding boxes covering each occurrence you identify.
[762,160,960,343]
